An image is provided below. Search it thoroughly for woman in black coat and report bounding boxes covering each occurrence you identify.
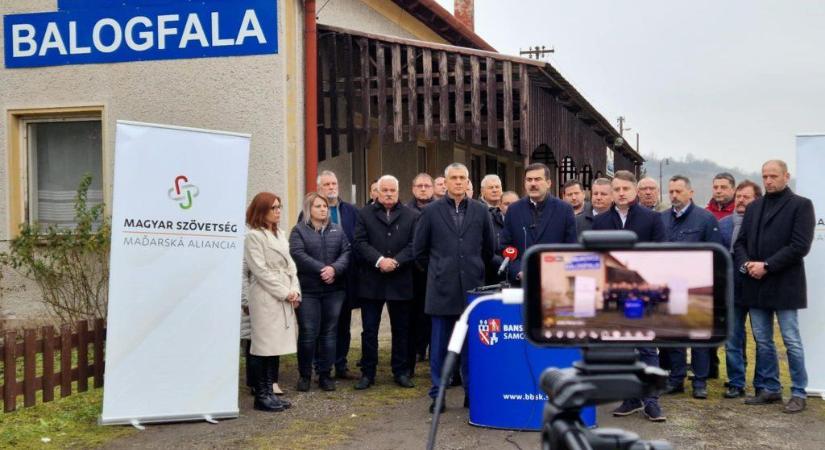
[289,193,350,392]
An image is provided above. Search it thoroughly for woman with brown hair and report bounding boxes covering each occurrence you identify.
[244,192,300,412]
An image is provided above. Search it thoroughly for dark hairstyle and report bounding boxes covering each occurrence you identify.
[562,178,583,193]
[669,174,692,189]
[612,170,637,184]
[735,180,763,198]
[246,192,281,236]
[524,163,552,181]
[713,172,736,188]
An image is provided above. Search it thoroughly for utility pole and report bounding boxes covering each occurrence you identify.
[519,45,555,60]
[617,116,631,136]
[658,158,670,204]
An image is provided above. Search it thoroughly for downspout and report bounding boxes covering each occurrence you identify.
[304,0,318,193]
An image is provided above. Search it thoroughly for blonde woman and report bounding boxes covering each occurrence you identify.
[289,193,350,392]
[244,192,300,412]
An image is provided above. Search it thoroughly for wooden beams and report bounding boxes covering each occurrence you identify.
[520,63,530,157]
[422,49,433,139]
[407,45,418,141]
[438,51,449,141]
[503,60,513,151]
[360,38,371,144]
[454,55,465,141]
[317,29,533,159]
[470,55,481,145]
[377,43,386,151]
[392,44,402,143]
[486,57,497,149]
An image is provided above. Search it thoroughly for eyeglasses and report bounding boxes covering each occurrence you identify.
[271,205,282,210]
[414,184,433,189]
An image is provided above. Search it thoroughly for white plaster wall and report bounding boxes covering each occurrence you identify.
[316,0,419,40]
[0,0,439,322]
[0,0,302,322]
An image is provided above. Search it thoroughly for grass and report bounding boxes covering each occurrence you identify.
[0,319,820,450]
[0,388,133,449]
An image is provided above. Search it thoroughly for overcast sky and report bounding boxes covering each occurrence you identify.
[435,0,825,174]
[611,251,712,288]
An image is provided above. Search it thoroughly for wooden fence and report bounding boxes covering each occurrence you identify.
[1,318,105,413]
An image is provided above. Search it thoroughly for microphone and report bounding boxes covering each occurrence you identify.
[497,246,519,276]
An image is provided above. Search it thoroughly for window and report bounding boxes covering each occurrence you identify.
[559,156,577,184]
[469,154,482,196]
[417,144,427,173]
[580,164,593,190]
[16,113,103,229]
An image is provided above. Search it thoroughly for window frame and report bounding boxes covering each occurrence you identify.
[7,106,106,237]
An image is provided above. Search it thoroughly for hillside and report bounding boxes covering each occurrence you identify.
[640,154,764,207]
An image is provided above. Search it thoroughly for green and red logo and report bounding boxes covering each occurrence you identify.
[168,175,199,210]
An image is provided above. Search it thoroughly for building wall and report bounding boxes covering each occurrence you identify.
[317,0,449,44]
[0,0,304,322]
[0,0,454,322]
[527,85,609,180]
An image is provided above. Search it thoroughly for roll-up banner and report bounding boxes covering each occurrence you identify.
[796,134,825,397]
[101,121,250,425]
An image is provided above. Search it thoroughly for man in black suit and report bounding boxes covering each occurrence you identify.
[592,170,667,422]
[736,160,815,413]
[500,163,577,282]
[575,177,612,237]
[413,163,496,413]
[353,175,420,390]
[480,174,505,284]
[406,173,436,369]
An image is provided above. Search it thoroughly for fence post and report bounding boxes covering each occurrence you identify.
[77,320,88,392]
[93,318,105,388]
[42,326,55,403]
[60,324,72,398]
[3,330,17,412]
[23,329,37,407]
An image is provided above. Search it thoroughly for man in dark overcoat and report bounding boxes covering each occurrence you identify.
[413,163,495,413]
[406,173,436,371]
[735,160,815,413]
[592,170,667,422]
[500,163,577,283]
[353,175,420,390]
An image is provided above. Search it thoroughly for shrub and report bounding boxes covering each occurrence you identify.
[0,175,110,324]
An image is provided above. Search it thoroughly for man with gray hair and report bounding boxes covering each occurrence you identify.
[638,177,666,212]
[353,175,420,390]
[480,174,505,283]
[406,173,435,368]
[414,162,495,413]
[314,170,360,380]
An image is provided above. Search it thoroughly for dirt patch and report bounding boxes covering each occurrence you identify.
[46,311,825,450]
[330,387,825,450]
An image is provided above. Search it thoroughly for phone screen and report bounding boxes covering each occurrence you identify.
[524,245,730,347]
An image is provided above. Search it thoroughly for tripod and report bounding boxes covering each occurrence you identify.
[541,348,672,450]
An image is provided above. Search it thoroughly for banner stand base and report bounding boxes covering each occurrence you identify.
[99,411,239,427]
[805,389,825,400]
